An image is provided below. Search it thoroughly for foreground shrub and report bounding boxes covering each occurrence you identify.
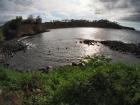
[0,56,140,105]
[52,65,140,105]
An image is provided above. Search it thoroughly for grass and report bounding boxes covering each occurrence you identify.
[0,56,140,105]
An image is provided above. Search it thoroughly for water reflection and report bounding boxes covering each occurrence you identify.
[79,28,100,40]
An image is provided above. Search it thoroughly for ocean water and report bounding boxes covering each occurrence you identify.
[119,21,140,31]
[5,28,140,71]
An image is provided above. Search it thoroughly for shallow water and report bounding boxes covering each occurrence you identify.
[6,28,140,70]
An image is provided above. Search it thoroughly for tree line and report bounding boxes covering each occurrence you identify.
[45,19,121,28]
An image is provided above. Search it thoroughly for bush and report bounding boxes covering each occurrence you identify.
[50,64,140,105]
[0,57,140,105]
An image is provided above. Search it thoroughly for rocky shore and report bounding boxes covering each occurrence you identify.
[0,40,28,65]
[80,39,140,58]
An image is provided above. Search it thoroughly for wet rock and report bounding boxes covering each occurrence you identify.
[83,40,92,45]
[72,62,78,66]
[66,59,70,61]
[78,63,86,67]
[48,50,51,53]
[79,41,83,43]
[48,66,53,69]
[39,66,52,73]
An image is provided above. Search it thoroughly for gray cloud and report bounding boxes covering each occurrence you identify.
[0,0,46,24]
[90,0,140,21]
[0,0,32,11]
[0,0,140,25]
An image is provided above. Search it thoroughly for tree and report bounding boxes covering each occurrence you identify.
[36,16,42,24]
[26,15,35,23]
[16,16,23,22]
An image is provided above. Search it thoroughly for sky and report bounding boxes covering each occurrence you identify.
[0,0,140,25]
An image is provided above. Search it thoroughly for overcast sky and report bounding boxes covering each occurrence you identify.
[0,0,140,24]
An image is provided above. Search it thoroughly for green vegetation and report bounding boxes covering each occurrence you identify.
[0,56,140,105]
[2,16,23,40]
[3,16,42,40]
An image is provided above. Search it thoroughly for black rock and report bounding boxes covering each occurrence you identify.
[72,62,78,66]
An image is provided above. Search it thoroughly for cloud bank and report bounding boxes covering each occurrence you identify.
[0,0,140,24]
[89,0,140,21]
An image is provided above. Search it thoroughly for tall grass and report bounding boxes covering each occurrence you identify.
[0,56,140,105]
